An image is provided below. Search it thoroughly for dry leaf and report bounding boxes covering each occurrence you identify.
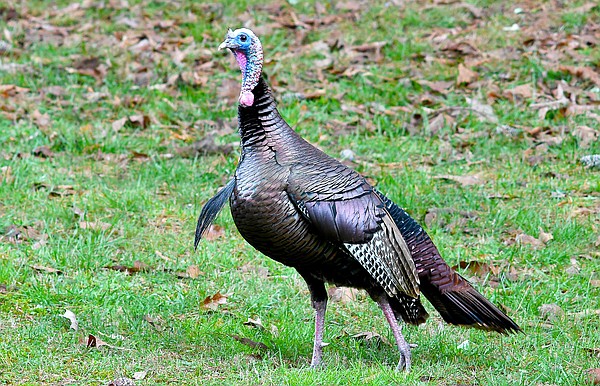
[203,224,225,241]
[352,331,391,347]
[457,63,478,85]
[453,261,499,277]
[559,66,600,87]
[538,228,553,244]
[232,334,268,350]
[32,146,54,158]
[186,265,201,279]
[105,260,149,274]
[327,286,359,303]
[61,309,78,331]
[515,233,544,248]
[243,317,264,329]
[79,221,112,231]
[586,368,600,385]
[133,371,147,380]
[539,303,564,321]
[201,291,228,311]
[572,126,599,148]
[502,84,532,102]
[107,378,135,386]
[434,174,484,186]
[31,264,63,274]
[465,97,498,123]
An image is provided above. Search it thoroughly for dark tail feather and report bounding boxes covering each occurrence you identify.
[388,293,429,325]
[194,179,236,249]
[375,190,521,334]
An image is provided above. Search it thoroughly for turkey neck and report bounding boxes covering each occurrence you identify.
[237,77,297,155]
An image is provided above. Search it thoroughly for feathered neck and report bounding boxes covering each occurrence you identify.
[237,77,284,150]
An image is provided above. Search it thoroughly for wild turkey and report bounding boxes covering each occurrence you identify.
[195,28,520,371]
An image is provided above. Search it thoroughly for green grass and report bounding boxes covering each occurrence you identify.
[1,0,599,385]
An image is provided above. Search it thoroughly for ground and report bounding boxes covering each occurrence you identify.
[0,0,599,385]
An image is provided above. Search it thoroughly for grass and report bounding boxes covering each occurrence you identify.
[1,0,599,384]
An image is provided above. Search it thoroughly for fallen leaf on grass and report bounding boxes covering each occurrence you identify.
[200,224,224,241]
[453,261,500,277]
[61,309,78,331]
[559,65,600,87]
[585,348,600,359]
[107,378,134,386]
[465,97,498,123]
[572,126,599,148]
[586,368,600,385]
[79,221,111,231]
[539,303,563,321]
[434,174,484,186]
[186,265,201,278]
[502,84,532,102]
[352,331,391,347]
[513,228,553,249]
[31,264,63,274]
[84,334,130,351]
[105,260,150,275]
[175,135,233,157]
[133,371,147,380]
[243,317,264,329]
[456,63,478,85]
[232,334,268,350]
[112,115,150,131]
[327,286,359,303]
[201,291,227,311]
[143,314,164,330]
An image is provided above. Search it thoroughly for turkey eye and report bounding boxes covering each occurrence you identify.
[240,34,247,42]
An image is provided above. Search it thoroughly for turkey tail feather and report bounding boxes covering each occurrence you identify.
[376,191,521,334]
[195,179,236,249]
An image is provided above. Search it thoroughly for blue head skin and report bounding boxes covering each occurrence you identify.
[219,28,263,107]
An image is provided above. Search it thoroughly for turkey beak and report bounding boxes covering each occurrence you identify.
[218,40,230,50]
[219,29,235,50]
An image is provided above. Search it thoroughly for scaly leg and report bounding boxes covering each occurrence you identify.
[376,295,412,371]
[310,297,327,367]
[299,272,328,368]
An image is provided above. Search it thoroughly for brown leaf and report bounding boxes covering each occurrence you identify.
[175,135,233,157]
[201,291,228,311]
[327,286,359,303]
[61,310,78,331]
[107,378,135,386]
[31,264,63,274]
[572,126,599,148]
[465,97,498,123]
[0,165,12,184]
[105,260,149,275]
[515,233,544,248]
[31,110,51,130]
[457,63,478,85]
[186,265,201,279]
[79,221,111,231]
[502,84,533,102]
[243,317,265,329]
[203,224,225,241]
[538,228,554,244]
[232,334,269,350]
[86,334,108,348]
[453,261,499,277]
[539,303,564,321]
[585,347,600,359]
[32,146,54,158]
[587,368,600,385]
[434,174,484,186]
[559,65,600,87]
[352,331,391,347]
[418,80,454,94]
